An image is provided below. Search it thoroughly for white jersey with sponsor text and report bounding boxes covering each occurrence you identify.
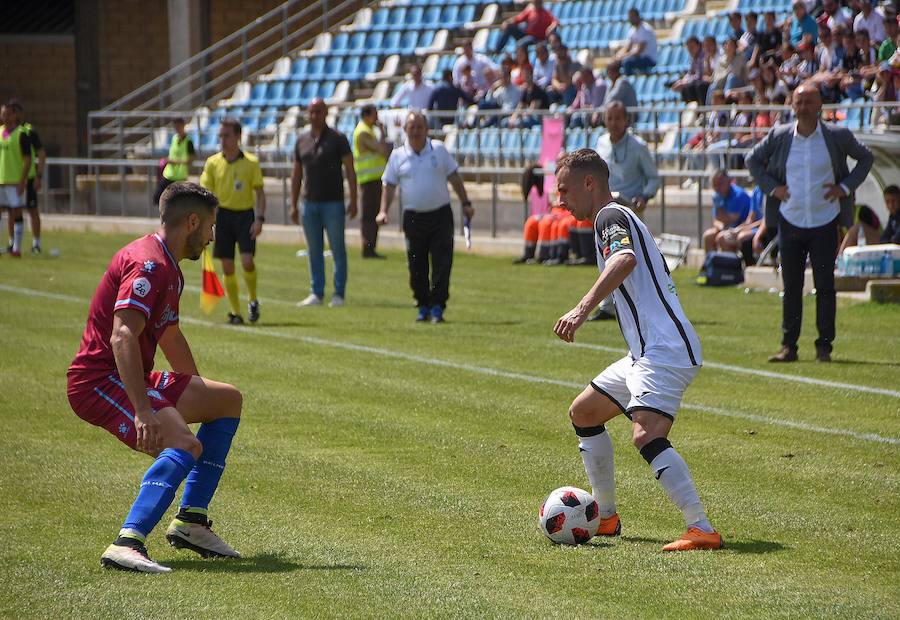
[594,202,702,368]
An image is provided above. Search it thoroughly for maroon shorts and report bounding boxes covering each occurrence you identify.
[67,370,193,449]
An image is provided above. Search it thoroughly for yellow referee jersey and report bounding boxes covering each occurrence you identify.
[200,150,264,211]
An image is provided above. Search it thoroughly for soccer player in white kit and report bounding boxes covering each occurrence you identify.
[553,149,723,551]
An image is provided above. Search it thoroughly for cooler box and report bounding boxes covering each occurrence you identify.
[837,244,900,277]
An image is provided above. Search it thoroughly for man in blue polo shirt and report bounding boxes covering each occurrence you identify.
[789,1,818,45]
[702,169,751,253]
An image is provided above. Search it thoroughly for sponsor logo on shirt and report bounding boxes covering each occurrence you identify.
[155,304,178,329]
[600,223,628,242]
[132,277,152,297]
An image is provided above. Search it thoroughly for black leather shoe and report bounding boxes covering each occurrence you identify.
[768,346,798,362]
[815,345,832,362]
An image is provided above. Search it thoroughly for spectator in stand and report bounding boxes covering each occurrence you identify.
[453,41,498,94]
[532,42,555,89]
[856,29,877,65]
[550,45,580,105]
[817,24,842,72]
[710,37,748,100]
[477,69,522,127]
[837,29,867,98]
[789,1,819,46]
[510,67,550,128]
[603,60,638,119]
[702,169,752,253]
[819,0,852,31]
[615,8,659,75]
[739,11,760,63]
[391,65,434,110]
[701,35,719,78]
[879,14,898,62]
[854,0,886,45]
[427,69,474,129]
[879,185,900,244]
[871,62,898,125]
[546,32,564,58]
[494,0,558,53]
[756,11,783,64]
[838,205,883,254]
[783,41,821,89]
[672,36,710,103]
[568,68,606,127]
[746,83,873,363]
[728,12,745,40]
[456,64,480,101]
[760,63,790,105]
[511,46,534,86]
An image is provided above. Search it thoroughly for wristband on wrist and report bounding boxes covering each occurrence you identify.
[256,214,265,222]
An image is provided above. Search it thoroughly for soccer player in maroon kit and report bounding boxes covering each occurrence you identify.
[67,182,244,573]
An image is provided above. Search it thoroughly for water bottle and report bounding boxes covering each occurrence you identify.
[881,251,892,277]
[858,229,867,247]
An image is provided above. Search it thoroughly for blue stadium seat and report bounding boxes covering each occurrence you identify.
[381,31,401,54]
[366,31,385,53]
[318,81,336,100]
[399,31,419,55]
[387,7,407,30]
[370,7,390,30]
[331,32,349,53]
[249,82,268,107]
[291,57,308,78]
[407,7,425,28]
[307,56,326,80]
[424,6,442,28]
[324,56,343,77]
[342,56,361,79]
[280,132,297,155]
[266,81,285,105]
[283,81,304,105]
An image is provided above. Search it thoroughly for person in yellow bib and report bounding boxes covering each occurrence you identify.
[352,105,391,258]
[154,117,196,207]
[200,118,266,325]
[0,100,33,257]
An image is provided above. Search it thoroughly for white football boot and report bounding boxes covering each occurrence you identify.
[165,518,241,558]
[101,543,172,573]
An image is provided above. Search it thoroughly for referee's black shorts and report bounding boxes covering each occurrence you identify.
[213,207,256,259]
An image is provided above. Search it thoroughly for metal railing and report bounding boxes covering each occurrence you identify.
[89,0,371,157]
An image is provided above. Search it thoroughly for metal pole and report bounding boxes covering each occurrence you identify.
[121,164,127,217]
[95,165,101,215]
[696,173,702,246]
[68,165,75,214]
[660,176,666,234]
[324,0,329,33]
[148,169,154,217]
[241,32,248,82]
[282,5,289,57]
[491,173,497,238]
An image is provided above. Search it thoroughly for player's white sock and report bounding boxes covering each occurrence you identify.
[574,424,616,518]
[641,438,713,533]
[13,218,24,253]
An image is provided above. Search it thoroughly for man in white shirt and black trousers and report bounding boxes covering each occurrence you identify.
[377,111,475,323]
[747,83,873,363]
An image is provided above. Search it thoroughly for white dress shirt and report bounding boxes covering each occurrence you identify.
[781,122,843,228]
[627,22,658,63]
[382,139,458,212]
[853,10,886,44]
[390,81,435,110]
[453,54,497,92]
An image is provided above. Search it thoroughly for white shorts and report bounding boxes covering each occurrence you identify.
[0,186,23,208]
[590,356,700,420]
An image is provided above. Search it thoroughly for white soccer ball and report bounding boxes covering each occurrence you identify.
[538,486,600,545]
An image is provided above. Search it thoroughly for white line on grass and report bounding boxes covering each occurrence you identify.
[181,284,900,399]
[3,283,897,446]
[564,341,900,399]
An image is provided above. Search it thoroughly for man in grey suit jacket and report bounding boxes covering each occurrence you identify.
[746,83,873,363]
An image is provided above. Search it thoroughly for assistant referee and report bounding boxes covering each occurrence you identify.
[376,111,474,323]
[200,118,266,325]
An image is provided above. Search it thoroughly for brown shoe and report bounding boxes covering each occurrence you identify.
[768,346,798,363]
[815,345,832,362]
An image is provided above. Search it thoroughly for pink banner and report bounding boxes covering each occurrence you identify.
[531,116,565,216]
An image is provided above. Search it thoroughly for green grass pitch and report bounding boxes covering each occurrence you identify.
[1,231,898,618]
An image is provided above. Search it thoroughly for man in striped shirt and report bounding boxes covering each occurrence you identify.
[552,149,722,552]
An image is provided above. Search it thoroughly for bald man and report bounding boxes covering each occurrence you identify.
[747,83,873,363]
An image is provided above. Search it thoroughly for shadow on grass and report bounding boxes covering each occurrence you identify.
[828,358,899,367]
[250,322,309,328]
[164,553,366,573]
[621,536,786,554]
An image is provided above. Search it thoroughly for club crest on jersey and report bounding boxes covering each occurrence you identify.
[132,277,152,297]
[600,223,628,242]
[118,423,129,436]
[141,260,157,273]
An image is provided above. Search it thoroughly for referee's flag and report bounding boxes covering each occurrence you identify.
[200,246,224,315]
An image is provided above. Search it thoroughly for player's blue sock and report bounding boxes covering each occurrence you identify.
[180,417,240,513]
[121,448,195,539]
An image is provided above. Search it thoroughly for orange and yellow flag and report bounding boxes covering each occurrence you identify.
[200,246,224,315]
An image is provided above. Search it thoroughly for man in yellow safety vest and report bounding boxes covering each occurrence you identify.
[352,104,391,258]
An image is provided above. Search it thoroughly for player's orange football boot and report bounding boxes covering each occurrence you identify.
[596,513,621,537]
[662,528,724,551]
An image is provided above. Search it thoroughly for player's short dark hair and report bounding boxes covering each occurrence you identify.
[360,104,377,119]
[5,99,23,115]
[159,181,218,225]
[220,117,241,135]
[885,185,900,197]
[556,148,610,185]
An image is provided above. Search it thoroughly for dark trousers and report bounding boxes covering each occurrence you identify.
[360,180,382,254]
[403,204,454,309]
[778,217,839,353]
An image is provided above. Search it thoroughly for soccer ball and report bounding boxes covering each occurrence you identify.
[539,486,600,545]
